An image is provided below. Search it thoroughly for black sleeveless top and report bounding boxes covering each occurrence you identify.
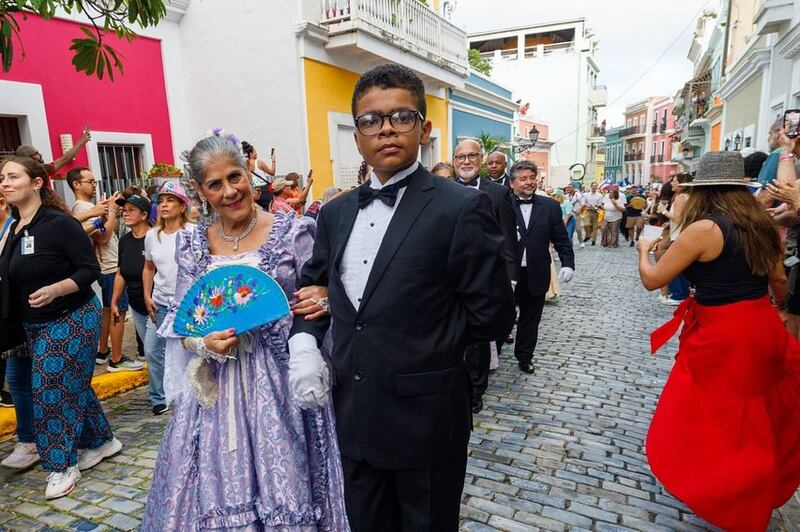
[682,212,768,306]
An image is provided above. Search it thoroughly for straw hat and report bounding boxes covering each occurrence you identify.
[271,178,288,194]
[683,151,749,187]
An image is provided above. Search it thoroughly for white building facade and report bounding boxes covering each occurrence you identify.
[467,18,607,186]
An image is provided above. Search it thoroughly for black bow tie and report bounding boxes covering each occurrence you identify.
[457,179,478,187]
[516,197,534,205]
[358,177,411,209]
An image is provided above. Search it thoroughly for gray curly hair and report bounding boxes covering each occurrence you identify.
[180,135,247,206]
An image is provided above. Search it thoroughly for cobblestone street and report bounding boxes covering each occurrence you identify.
[0,243,798,531]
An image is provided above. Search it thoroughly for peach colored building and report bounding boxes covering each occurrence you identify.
[517,118,552,186]
[648,97,680,183]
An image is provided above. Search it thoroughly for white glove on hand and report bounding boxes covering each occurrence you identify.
[558,267,574,283]
[288,335,331,409]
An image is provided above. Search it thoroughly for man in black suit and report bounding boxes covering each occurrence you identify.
[486,150,511,188]
[452,139,518,413]
[509,160,575,375]
[288,64,515,532]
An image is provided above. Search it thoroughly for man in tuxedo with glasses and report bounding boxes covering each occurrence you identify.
[452,139,518,412]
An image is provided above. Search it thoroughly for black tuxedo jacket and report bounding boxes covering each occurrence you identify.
[476,178,519,282]
[515,194,575,297]
[291,166,515,470]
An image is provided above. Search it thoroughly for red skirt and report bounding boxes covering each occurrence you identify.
[649,296,800,530]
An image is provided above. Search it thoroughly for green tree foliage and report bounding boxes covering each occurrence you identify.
[0,0,166,81]
[468,48,492,76]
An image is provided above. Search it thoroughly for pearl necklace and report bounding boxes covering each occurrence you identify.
[218,208,258,252]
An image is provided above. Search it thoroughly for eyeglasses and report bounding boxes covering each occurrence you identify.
[79,179,97,185]
[453,152,481,163]
[354,109,424,136]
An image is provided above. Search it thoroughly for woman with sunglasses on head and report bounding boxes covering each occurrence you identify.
[110,187,152,377]
[0,157,121,500]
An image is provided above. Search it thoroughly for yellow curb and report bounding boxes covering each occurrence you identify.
[0,369,148,439]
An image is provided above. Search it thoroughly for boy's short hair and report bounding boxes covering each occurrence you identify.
[66,167,90,191]
[351,64,427,119]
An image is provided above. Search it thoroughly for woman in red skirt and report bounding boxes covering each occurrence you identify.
[637,150,800,530]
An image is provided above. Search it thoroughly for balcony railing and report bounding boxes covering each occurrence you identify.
[657,154,664,163]
[321,0,468,73]
[481,41,575,63]
[624,152,644,162]
[592,126,606,137]
[620,125,647,138]
[659,122,667,133]
[650,155,656,164]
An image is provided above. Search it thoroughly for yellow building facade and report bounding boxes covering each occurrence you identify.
[302,59,450,198]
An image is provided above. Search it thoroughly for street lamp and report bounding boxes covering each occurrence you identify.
[734,132,742,151]
[529,125,539,146]
[724,138,731,151]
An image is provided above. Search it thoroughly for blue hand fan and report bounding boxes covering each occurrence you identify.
[173,265,290,337]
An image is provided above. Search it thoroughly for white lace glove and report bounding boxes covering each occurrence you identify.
[288,334,331,409]
[558,267,574,283]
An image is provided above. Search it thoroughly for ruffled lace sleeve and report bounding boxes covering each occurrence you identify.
[158,223,209,404]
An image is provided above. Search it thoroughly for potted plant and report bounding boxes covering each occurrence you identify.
[148,162,182,178]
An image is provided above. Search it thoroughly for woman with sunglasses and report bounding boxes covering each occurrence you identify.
[110,188,152,381]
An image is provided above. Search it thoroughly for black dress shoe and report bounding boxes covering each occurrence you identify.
[471,399,483,414]
[518,362,535,374]
[506,335,514,344]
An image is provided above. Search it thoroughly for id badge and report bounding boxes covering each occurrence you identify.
[21,236,34,255]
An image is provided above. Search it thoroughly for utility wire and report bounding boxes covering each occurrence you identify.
[548,0,711,148]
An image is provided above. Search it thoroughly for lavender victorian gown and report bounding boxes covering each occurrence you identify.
[143,211,349,531]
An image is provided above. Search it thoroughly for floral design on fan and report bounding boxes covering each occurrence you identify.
[184,273,261,334]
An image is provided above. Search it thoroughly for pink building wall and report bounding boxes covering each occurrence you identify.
[0,13,173,173]
[649,100,679,183]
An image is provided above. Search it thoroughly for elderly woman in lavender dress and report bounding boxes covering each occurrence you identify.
[143,135,348,531]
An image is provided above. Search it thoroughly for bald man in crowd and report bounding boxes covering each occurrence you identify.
[486,151,511,188]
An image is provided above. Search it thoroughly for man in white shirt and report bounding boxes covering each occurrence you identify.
[582,181,604,246]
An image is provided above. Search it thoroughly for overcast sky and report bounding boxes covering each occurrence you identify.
[449,0,712,127]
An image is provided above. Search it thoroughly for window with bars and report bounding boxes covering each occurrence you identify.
[0,117,21,157]
[97,143,144,196]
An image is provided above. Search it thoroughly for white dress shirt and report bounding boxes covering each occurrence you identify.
[340,162,418,310]
[289,162,419,355]
[518,199,533,267]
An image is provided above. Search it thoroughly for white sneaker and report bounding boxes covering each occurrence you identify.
[656,294,668,304]
[664,297,683,306]
[77,437,122,471]
[1,442,40,469]
[580,243,585,248]
[45,466,80,499]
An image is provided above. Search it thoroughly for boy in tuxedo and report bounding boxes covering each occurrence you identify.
[288,64,515,531]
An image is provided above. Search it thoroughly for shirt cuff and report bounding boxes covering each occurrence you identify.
[288,332,319,353]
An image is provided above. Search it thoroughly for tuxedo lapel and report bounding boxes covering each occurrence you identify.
[333,190,360,315]
[527,195,544,232]
[513,202,528,237]
[357,168,433,315]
